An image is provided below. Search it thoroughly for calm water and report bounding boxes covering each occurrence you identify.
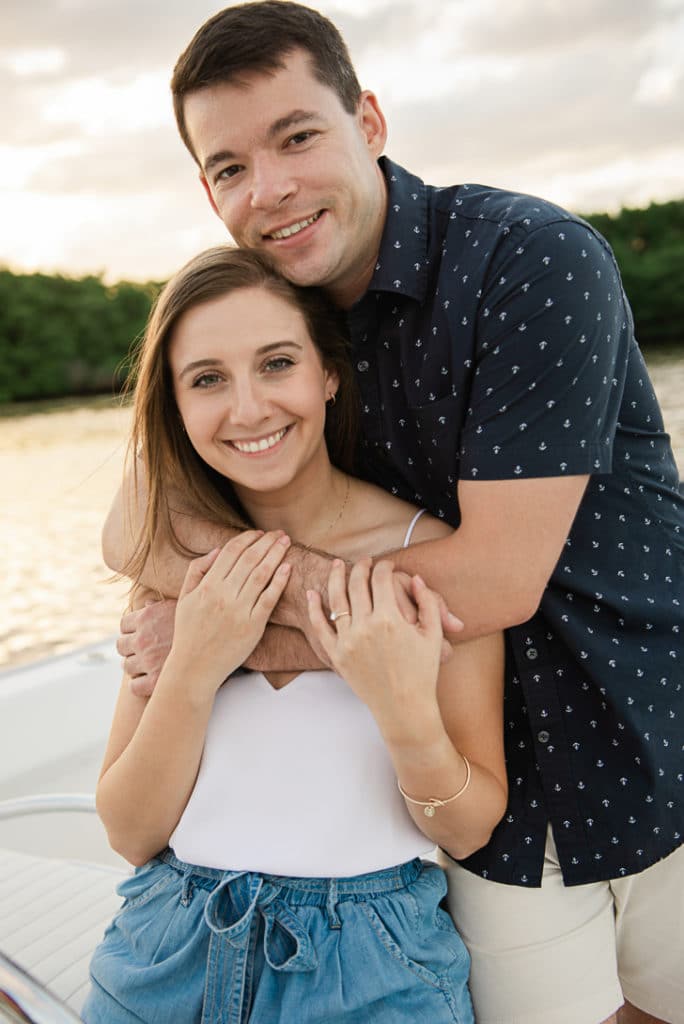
[2,354,683,670]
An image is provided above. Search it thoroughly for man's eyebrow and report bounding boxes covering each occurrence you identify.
[203,110,320,175]
[267,109,318,139]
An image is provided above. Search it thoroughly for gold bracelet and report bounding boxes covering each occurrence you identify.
[397,755,471,817]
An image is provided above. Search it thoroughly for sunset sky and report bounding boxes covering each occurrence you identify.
[2,0,683,283]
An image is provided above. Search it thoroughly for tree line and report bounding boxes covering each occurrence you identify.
[1,197,682,403]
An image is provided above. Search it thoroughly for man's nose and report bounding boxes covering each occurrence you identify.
[249,155,297,211]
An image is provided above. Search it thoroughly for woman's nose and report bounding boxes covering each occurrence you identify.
[228,380,270,427]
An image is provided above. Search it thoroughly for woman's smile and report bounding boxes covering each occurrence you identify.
[170,285,337,509]
[224,425,292,456]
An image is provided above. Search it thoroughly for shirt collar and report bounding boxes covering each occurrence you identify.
[367,157,430,303]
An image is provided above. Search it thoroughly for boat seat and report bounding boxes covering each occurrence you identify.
[0,846,126,1016]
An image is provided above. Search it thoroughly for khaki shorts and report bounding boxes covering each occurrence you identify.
[439,830,684,1024]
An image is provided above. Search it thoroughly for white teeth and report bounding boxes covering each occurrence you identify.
[232,428,287,453]
[269,213,320,240]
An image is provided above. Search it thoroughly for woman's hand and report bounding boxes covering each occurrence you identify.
[307,558,445,742]
[166,530,291,696]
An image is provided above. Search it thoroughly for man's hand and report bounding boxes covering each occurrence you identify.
[117,597,177,697]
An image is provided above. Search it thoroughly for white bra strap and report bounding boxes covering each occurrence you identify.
[403,508,427,547]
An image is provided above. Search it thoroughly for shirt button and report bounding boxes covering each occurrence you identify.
[357,360,370,372]
[537,731,550,744]
[526,647,539,661]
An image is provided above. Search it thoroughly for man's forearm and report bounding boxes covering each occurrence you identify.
[243,623,327,672]
[102,468,245,595]
[385,534,533,640]
[270,544,337,628]
[383,476,590,641]
[103,472,337,616]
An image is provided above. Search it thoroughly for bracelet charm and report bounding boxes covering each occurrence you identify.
[397,755,472,815]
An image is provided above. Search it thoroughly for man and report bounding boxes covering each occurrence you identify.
[106,4,683,1023]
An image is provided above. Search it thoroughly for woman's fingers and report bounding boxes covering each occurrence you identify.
[326,558,351,622]
[368,559,403,617]
[347,558,373,618]
[231,531,292,601]
[412,575,442,637]
[206,529,267,582]
[200,530,288,597]
[306,589,337,659]
[253,561,292,621]
[178,547,221,599]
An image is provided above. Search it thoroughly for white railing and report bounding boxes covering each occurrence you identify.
[0,795,96,822]
[0,952,82,1023]
[0,794,102,1022]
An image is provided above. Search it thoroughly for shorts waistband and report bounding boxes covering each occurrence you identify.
[159,848,423,899]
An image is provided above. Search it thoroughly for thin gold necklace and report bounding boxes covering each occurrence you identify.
[309,476,351,545]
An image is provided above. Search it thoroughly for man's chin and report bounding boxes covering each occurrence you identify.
[271,256,331,289]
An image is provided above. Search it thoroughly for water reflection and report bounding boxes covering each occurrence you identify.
[1,355,682,671]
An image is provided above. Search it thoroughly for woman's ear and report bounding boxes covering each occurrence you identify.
[325,369,340,403]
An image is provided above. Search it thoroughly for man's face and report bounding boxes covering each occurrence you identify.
[183,49,388,308]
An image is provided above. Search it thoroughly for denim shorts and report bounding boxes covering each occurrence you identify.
[82,849,473,1023]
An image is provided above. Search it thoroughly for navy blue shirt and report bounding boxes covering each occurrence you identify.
[348,158,683,886]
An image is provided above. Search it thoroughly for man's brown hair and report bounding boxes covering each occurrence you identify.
[172,1,361,161]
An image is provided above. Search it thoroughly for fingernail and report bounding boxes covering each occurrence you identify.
[279,562,291,574]
[332,558,344,568]
[306,589,314,601]
[448,613,463,628]
[279,534,291,546]
[414,574,425,586]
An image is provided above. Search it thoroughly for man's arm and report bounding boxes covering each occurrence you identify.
[102,472,237,597]
[103,470,336,680]
[380,217,626,638]
[106,466,589,667]
[385,474,589,637]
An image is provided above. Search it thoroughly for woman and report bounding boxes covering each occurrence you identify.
[83,247,506,1023]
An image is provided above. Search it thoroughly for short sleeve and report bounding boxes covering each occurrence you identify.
[459,220,632,481]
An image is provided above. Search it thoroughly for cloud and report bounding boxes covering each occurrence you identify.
[1,0,683,279]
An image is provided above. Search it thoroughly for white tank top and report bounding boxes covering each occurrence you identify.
[170,509,432,877]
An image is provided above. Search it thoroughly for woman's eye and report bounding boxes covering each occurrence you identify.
[192,372,222,388]
[264,357,294,373]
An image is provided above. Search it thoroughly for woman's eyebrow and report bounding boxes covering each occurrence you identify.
[178,358,223,380]
[178,343,303,379]
[255,341,303,355]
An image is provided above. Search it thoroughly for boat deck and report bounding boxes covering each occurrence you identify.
[0,847,125,1014]
[0,640,128,1016]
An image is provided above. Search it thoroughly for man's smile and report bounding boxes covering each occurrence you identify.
[264,211,323,241]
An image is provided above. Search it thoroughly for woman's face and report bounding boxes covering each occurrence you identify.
[169,285,338,501]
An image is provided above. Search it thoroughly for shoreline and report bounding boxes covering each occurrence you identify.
[2,355,682,671]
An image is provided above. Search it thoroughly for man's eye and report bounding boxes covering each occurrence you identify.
[287,131,315,147]
[216,164,242,181]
